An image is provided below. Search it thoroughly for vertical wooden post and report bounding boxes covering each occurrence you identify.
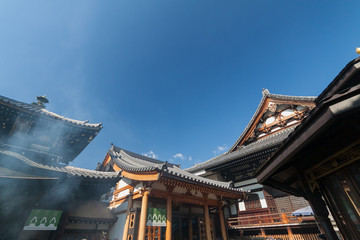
[166,197,172,240]
[260,228,266,238]
[218,206,228,240]
[138,190,150,240]
[204,203,212,240]
[122,191,133,240]
[286,226,294,240]
[188,216,193,240]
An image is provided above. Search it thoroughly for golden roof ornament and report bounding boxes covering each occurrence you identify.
[356,47,360,54]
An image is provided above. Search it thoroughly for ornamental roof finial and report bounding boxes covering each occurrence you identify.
[356,47,360,54]
[33,95,49,108]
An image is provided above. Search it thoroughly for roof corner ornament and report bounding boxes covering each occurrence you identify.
[262,88,270,96]
[356,47,360,54]
[161,161,168,170]
[33,95,49,108]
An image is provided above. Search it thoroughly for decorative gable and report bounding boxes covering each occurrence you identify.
[230,89,316,151]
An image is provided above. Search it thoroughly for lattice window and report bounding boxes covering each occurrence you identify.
[245,194,262,209]
[198,217,215,240]
[129,213,135,228]
[145,226,161,240]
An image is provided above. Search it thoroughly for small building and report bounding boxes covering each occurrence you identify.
[186,90,319,239]
[257,57,360,239]
[98,145,247,240]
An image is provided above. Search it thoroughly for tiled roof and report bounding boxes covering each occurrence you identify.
[228,89,316,152]
[0,95,102,129]
[186,125,297,173]
[108,145,245,193]
[0,147,119,180]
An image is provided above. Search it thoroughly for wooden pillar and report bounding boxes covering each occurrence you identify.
[188,216,193,240]
[286,226,294,240]
[122,191,134,240]
[297,169,339,240]
[166,197,172,240]
[204,203,212,240]
[138,190,150,240]
[260,228,266,238]
[218,206,228,240]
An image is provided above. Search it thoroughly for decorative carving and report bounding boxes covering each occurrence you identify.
[268,102,277,112]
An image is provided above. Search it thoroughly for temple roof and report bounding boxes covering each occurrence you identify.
[186,90,316,175]
[0,95,103,164]
[186,125,296,173]
[0,145,119,180]
[106,145,246,194]
[0,95,102,129]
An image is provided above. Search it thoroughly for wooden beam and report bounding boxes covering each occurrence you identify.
[263,178,305,197]
[122,171,160,181]
[150,189,220,206]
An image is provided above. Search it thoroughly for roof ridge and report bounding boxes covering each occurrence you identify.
[186,125,297,173]
[0,95,102,129]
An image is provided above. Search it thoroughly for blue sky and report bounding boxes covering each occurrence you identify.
[1,1,360,169]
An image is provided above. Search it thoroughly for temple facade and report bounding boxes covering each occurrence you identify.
[186,90,320,239]
[258,57,360,240]
[98,145,247,240]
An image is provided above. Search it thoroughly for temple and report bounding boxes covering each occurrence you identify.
[186,89,321,239]
[0,95,120,239]
[258,57,360,239]
[97,145,247,240]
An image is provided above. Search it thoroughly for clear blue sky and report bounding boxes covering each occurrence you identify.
[1,1,359,169]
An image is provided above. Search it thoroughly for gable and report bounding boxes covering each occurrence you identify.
[230,90,316,152]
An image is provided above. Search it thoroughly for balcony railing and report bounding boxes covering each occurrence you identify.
[227,212,315,229]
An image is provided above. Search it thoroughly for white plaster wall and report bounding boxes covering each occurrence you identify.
[151,182,166,191]
[230,204,237,215]
[173,186,187,194]
[117,178,132,189]
[256,191,268,208]
[134,183,143,192]
[239,201,246,211]
[108,213,127,240]
[191,190,203,198]
[117,188,130,199]
[208,193,217,200]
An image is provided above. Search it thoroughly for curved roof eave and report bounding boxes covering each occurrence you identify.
[108,145,246,194]
[0,95,103,130]
[185,125,296,173]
